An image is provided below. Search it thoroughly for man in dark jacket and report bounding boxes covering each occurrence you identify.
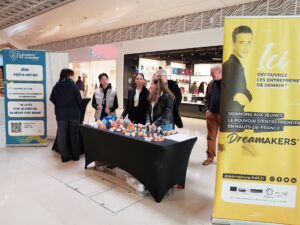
[76,76,84,91]
[50,69,82,162]
[203,65,222,166]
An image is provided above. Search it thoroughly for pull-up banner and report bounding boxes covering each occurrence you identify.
[2,50,47,146]
[213,17,300,225]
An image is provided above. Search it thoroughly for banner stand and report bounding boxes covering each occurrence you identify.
[2,49,48,146]
[213,16,300,225]
[212,218,283,225]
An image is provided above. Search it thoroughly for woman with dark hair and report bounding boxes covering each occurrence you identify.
[50,68,82,162]
[121,73,149,124]
[92,73,118,120]
[146,78,175,128]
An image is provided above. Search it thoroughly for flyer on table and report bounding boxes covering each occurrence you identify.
[213,17,300,225]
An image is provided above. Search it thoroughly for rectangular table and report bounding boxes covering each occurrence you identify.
[79,125,197,202]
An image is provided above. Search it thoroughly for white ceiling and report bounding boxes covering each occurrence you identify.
[0,0,257,48]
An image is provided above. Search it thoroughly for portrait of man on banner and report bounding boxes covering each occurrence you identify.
[220,25,253,132]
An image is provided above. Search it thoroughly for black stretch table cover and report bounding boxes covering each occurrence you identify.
[52,98,91,153]
[79,125,197,202]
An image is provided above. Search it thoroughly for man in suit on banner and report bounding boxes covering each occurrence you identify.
[220,25,253,132]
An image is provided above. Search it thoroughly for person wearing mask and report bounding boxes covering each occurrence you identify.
[146,78,175,129]
[121,73,149,124]
[50,68,82,162]
[92,73,118,120]
[203,65,222,166]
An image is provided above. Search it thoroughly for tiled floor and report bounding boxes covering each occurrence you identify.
[0,117,217,225]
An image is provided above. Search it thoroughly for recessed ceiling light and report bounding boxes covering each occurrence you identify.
[116,7,119,10]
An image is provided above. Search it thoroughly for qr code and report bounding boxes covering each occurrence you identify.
[11,122,22,133]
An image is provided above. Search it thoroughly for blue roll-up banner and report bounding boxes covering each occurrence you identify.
[2,49,47,146]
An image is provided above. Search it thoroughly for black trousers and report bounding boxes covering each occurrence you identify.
[57,120,80,160]
[129,107,146,124]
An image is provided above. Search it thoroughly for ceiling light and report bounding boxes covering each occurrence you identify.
[116,7,119,10]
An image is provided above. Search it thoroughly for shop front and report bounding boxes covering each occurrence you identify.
[123,46,222,119]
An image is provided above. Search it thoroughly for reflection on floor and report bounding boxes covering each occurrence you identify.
[0,117,217,225]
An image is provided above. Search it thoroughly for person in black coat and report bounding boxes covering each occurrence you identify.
[167,79,182,107]
[154,69,183,128]
[121,73,149,124]
[146,78,175,128]
[50,68,82,162]
[155,69,182,108]
[75,76,84,91]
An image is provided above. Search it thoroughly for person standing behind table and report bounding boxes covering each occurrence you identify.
[155,69,182,108]
[220,25,253,132]
[121,73,149,124]
[203,65,222,166]
[154,69,183,128]
[50,68,82,162]
[92,73,118,121]
[146,78,175,129]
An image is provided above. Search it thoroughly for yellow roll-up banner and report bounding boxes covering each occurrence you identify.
[214,17,300,225]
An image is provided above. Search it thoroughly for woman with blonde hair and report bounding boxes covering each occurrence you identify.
[146,78,175,128]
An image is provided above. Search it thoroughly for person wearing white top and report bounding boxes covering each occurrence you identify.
[121,73,149,124]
